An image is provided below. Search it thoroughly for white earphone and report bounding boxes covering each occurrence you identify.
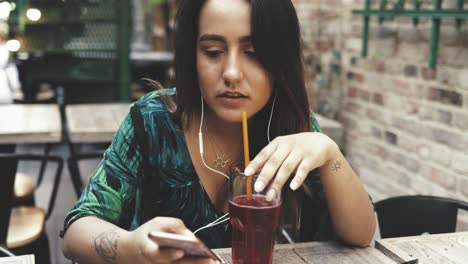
[194,94,277,235]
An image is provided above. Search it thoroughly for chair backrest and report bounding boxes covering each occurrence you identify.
[0,156,17,245]
[0,154,64,221]
[375,195,468,238]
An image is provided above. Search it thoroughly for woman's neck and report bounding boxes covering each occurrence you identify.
[204,111,242,142]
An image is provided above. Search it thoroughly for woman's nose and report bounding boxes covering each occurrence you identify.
[223,53,243,87]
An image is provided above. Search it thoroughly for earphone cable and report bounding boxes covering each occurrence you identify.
[194,95,276,234]
[267,95,276,144]
[199,96,230,180]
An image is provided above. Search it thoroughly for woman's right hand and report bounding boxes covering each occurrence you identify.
[123,217,219,264]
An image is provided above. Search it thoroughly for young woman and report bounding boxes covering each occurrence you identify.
[62,0,376,263]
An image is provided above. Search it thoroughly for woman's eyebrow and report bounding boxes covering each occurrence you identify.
[199,34,225,43]
[198,35,252,43]
[239,36,251,43]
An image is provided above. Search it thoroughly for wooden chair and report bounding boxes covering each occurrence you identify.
[13,144,52,207]
[14,173,36,203]
[0,153,63,263]
[14,84,57,104]
[375,195,468,238]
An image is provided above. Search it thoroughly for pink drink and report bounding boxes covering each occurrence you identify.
[229,195,282,264]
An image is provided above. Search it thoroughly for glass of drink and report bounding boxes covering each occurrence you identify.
[229,163,282,264]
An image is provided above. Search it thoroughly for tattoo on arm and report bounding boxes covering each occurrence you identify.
[94,229,120,264]
[331,159,342,172]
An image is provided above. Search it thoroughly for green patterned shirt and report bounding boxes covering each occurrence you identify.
[63,88,325,248]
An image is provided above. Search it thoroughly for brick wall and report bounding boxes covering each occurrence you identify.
[293,0,468,231]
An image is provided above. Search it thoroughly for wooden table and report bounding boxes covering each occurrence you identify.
[0,104,62,144]
[65,104,342,145]
[376,232,468,264]
[65,103,131,196]
[65,103,131,143]
[213,241,396,264]
[130,51,174,64]
[213,232,468,264]
[0,105,63,253]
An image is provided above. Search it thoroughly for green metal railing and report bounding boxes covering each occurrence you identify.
[352,0,468,68]
[9,0,131,101]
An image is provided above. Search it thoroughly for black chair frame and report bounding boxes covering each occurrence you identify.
[375,195,468,239]
[67,150,105,197]
[0,152,64,241]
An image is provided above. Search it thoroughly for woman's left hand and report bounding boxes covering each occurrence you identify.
[244,132,339,201]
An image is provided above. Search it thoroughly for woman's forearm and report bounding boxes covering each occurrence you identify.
[319,147,376,247]
[63,216,134,264]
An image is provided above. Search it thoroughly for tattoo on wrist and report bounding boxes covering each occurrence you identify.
[331,159,342,172]
[94,229,120,264]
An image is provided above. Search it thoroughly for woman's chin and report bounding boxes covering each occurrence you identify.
[211,110,245,124]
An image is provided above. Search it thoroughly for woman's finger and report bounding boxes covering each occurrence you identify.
[154,248,185,262]
[265,151,302,201]
[142,238,184,262]
[174,257,219,264]
[152,217,187,235]
[289,158,316,191]
[255,144,291,193]
[244,140,278,177]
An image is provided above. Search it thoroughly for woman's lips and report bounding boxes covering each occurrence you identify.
[217,94,248,106]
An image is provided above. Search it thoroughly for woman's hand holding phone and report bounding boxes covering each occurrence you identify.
[123,217,219,264]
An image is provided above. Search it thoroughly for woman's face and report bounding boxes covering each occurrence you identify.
[196,0,272,124]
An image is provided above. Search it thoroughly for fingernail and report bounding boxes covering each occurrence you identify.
[254,180,265,192]
[266,189,275,201]
[290,180,299,190]
[174,250,184,258]
[244,166,254,176]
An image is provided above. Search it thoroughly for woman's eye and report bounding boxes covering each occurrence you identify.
[204,50,223,58]
[244,50,257,59]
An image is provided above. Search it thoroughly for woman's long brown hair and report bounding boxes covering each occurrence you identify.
[172,0,311,156]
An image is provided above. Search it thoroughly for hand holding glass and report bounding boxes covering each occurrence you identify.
[229,164,282,264]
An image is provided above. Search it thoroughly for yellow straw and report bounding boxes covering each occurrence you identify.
[242,111,252,199]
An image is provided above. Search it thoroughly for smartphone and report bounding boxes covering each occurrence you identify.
[148,231,221,261]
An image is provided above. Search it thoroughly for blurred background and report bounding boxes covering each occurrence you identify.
[0,0,467,263]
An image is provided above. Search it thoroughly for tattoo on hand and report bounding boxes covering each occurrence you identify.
[332,159,342,172]
[95,229,119,264]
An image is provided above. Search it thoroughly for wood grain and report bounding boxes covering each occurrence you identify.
[376,232,468,264]
[65,103,131,143]
[0,105,62,144]
[7,206,45,249]
[293,241,396,264]
[65,105,342,145]
[214,241,396,264]
[14,172,35,200]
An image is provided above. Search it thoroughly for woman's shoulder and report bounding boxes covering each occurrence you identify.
[134,88,177,114]
[310,111,322,133]
[131,88,181,135]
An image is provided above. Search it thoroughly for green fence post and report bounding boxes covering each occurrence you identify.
[362,0,371,57]
[456,0,464,30]
[16,0,27,32]
[379,0,388,25]
[118,0,131,101]
[412,0,422,27]
[429,0,441,69]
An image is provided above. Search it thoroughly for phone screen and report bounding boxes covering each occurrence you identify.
[148,231,220,261]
